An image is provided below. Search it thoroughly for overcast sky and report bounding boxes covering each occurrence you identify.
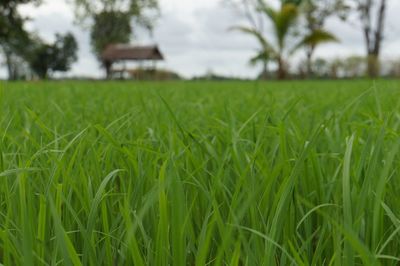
[1,0,400,79]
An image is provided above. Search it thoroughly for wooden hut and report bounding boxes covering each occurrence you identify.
[101,44,164,79]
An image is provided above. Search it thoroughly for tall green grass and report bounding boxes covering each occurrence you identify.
[1,80,400,265]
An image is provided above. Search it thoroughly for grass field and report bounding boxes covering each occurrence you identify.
[1,80,400,265]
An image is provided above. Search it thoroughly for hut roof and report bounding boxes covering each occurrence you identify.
[101,44,164,62]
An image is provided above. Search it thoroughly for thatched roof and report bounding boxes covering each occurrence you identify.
[101,44,164,62]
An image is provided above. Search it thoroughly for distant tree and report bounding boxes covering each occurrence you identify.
[91,11,131,59]
[90,11,132,78]
[232,3,299,80]
[0,0,41,80]
[0,30,32,80]
[282,0,303,6]
[295,30,338,77]
[295,57,331,79]
[387,59,400,78]
[347,0,388,78]
[248,49,271,80]
[342,55,366,78]
[0,50,32,80]
[28,33,78,79]
[295,0,347,77]
[71,0,159,78]
[328,58,344,79]
[313,57,330,78]
[0,0,40,40]
[52,33,79,73]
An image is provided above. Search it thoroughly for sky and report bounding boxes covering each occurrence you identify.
[1,0,400,79]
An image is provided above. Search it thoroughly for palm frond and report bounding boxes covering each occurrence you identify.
[259,4,299,49]
[229,25,277,55]
[249,49,270,67]
[292,29,339,53]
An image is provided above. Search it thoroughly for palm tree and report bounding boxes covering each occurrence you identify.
[233,3,299,80]
[295,29,338,77]
[248,48,271,80]
[294,0,344,77]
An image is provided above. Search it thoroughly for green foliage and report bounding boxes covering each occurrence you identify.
[52,33,79,72]
[1,80,400,265]
[73,0,158,20]
[91,11,132,58]
[249,50,270,65]
[230,26,276,72]
[295,29,338,51]
[348,0,388,77]
[230,0,350,79]
[71,0,159,60]
[261,4,299,50]
[282,0,303,7]
[233,3,299,79]
[28,44,54,79]
[0,0,42,80]
[292,0,347,76]
[0,0,41,40]
[28,33,78,79]
[301,0,349,27]
[0,1,78,80]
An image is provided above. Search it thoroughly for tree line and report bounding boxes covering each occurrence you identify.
[0,0,158,80]
[0,0,78,80]
[228,0,388,80]
[227,0,388,79]
[0,0,392,80]
[285,55,400,79]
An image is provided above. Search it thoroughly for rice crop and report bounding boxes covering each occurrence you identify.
[1,80,400,265]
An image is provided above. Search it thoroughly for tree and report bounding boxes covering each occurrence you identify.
[313,57,330,78]
[52,33,79,73]
[233,3,299,80]
[91,11,132,59]
[91,11,132,77]
[0,49,32,80]
[0,0,40,40]
[28,33,78,79]
[328,58,344,78]
[295,0,347,77]
[71,0,159,78]
[0,28,32,80]
[0,0,41,80]
[349,0,387,77]
[295,29,338,77]
[249,49,271,80]
[342,55,366,78]
[387,59,400,78]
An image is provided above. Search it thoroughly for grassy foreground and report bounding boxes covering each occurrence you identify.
[1,80,400,265]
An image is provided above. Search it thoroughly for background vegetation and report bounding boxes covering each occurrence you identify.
[0,0,394,80]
